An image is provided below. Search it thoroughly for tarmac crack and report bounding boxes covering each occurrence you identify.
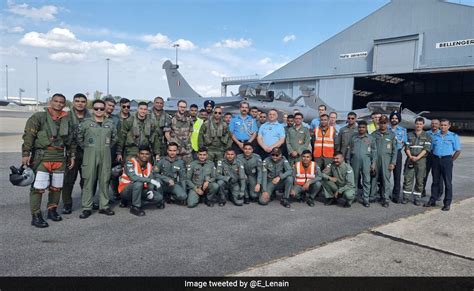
[370,230,474,262]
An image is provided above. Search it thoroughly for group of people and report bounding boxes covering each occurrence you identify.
[21,93,461,228]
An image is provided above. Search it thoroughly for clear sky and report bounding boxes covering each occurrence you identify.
[0,0,472,101]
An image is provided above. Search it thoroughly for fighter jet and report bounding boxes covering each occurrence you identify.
[162,60,430,129]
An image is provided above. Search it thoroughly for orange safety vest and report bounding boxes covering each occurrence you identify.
[295,161,317,186]
[313,126,335,158]
[118,158,153,193]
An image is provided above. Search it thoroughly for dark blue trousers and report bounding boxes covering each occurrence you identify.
[392,149,402,200]
[430,156,453,206]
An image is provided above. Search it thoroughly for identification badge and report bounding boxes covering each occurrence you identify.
[368,147,371,152]
[251,169,256,174]
[105,137,110,144]
[298,139,303,144]
[387,143,391,149]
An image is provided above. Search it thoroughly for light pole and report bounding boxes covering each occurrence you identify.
[35,57,38,110]
[173,43,179,66]
[5,65,8,99]
[106,58,110,96]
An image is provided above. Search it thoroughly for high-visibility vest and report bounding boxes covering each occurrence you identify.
[118,157,153,193]
[295,161,316,186]
[191,118,204,152]
[313,126,335,158]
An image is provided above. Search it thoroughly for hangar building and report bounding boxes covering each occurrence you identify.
[257,0,474,129]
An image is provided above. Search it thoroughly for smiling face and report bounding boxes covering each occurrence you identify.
[105,101,115,115]
[50,95,66,111]
[154,98,164,111]
[73,97,87,112]
[137,105,148,119]
[177,101,187,115]
[167,144,178,159]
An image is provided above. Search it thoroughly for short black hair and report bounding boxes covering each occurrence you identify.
[250,106,259,111]
[138,145,151,152]
[92,99,105,107]
[190,104,198,109]
[103,96,116,104]
[287,114,294,119]
[198,147,208,153]
[358,120,368,126]
[51,93,66,100]
[73,93,87,101]
[334,151,344,157]
[415,117,425,124]
[440,118,450,124]
[167,142,179,149]
[301,150,312,156]
[318,105,327,110]
[320,113,329,119]
[224,112,232,117]
[294,112,304,119]
[138,101,148,107]
[347,111,357,117]
[119,98,130,104]
[154,96,164,102]
[243,142,253,148]
[199,109,207,113]
[371,111,381,116]
[177,99,187,106]
[225,148,235,153]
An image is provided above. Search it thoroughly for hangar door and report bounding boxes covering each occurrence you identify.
[374,35,418,74]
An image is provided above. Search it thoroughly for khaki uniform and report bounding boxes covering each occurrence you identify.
[237,153,263,201]
[186,160,219,207]
[117,113,160,160]
[22,109,76,215]
[335,124,357,160]
[321,162,356,203]
[403,131,431,202]
[165,112,193,165]
[198,119,230,164]
[285,125,311,165]
[261,157,293,205]
[153,156,187,203]
[348,133,377,203]
[370,130,397,202]
[150,109,171,156]
[216,159,246,205]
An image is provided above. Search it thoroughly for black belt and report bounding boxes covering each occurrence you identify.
[436,155,452,159]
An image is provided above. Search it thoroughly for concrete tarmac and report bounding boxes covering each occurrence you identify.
[0,114,473,276]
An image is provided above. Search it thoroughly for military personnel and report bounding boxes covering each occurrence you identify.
[286,112,311,165]
[423,118,443,198]
[424,119,461,211]
[321,152,356,208]
[237,142,262,204]
[191,109,208,159]
[216,148,246,206]
[335,112,358,161]
[224,113,233,126]
[22,93,76,228]
[370,115,397,207]
[153,142,187,205]
[199,106,230,164]
[310,104,327,131]
[186,147,219,208]
[149,96,171,157]
[389,110,407,203]
[313,114,336,169]
[250,106,259,120]
[118,145,164,217]
[165,100,193,165]
[257,109,286,159]
[402,117,431,206]
[328,112,342,135]
[204,100,215,115]
[229,101,258,155]
[261,147,293,208]
[348,120,376,207]
[290,150,322,207]
[188,104,199,122]
[104,96,120,128]
[257,111,267,128]
[117,101,160,162]
[367,111,381,134]
[61,93,91,214]
[77,100,117,219]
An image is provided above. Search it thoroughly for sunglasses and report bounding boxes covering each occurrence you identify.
[271,154,280,157]
[214,112,222,115]
[122,105,130,109]
[348,117,355,120]
[94,107,105,111]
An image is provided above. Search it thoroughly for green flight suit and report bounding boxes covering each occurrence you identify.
[165,112,193,165]
[109,113,131,198]
[62,108,91,207]
[370,130,397,202]
[198,119,230,164]
[120,158,163,208]
[78,117,117,211]
[261,157,294,205]
[117,113,160,160]
[216,159,246,205]
[348,133,377,203]
[403,131,431,201]
[321,162,356,203]
[186,160,219,207]
[153,156,187,202]
[22,109,76,215]
[286,125,311,165]
[335,124,357,161]
[237,153,263,201]
[150,109,171,156]
[292,162,322,200]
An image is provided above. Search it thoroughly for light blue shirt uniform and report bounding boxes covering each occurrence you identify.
[426,129,439,152]
[258,121,285,147]
[229,114,258,141]
[310,118,320,130]
[431,131,461,157]
[390,125,407,151]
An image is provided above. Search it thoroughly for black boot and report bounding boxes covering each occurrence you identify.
[62,204,72,215]
[130,206,146,216]
[31,213,49,228]
[280,199,291,208]
[47,208,63,222]
[325,198,337,206]
[307,199,315,207]
[157,202,165,209]
[79,210,92,219]
[244,197,250,204]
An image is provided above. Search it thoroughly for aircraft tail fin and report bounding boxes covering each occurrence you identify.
[163,60,202,99]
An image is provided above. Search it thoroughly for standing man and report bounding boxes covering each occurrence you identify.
[348,120,376,207]
[216,148,246,206]
[153,142,187,206]
[204,100,215,115]
[165,100,193,165]
[229,101,258,155]
[328,112,342,135]
[423,119,443,197]
[335,112,358,161]
[118,145,164,216]
[237,142,262,204]
[191,109,207,160]
[403,117,431,206]
[261,147,293,208]
[118,98,131,123]
[424,119,461,211]
[62,93,90,214]
[389,110,407,203]
[257,109,286,159]
[188,104,199,122]
[186,147,219,208]
[77,100,117,219]
[150,96,171,157]
[199,106,230,164]
[313,114,336,170]
[22,93,76,228]
[224,112,233,126]
[367,111,381,134]
[257,111,267,128]
[370,115,397,207]
[117,102,159,162]
[103,96,120,129]
[310,104,327,131]
[286,112,311,165]
[321,152,356,208]
[291,150,322,207]
[250,106,259,120]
